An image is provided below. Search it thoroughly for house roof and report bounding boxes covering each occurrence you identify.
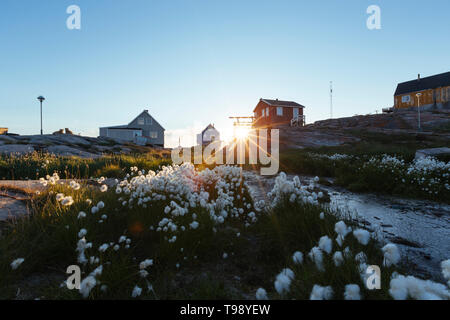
[254,99,305,112]
[394,71,450,96]
[201,124,218,135]
[104,127,142,131]
[128,110,165,130]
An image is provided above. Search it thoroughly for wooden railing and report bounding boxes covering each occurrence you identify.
[290,115,306,127]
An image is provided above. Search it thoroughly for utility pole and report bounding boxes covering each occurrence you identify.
[37,96,45,135]
[416,92,422,131]
[330,81,333,119]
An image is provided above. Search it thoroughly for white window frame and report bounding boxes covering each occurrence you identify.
[262,109,265,117]
[276,107,283,116]
[401,95,410,103]
[150,132,158,139]
[266,107,269,117]
[137,117,145,125]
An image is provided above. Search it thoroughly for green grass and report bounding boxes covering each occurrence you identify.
[0,152,171,180]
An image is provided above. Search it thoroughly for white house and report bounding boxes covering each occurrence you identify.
[99,110,165,147]
[197,124,220,145]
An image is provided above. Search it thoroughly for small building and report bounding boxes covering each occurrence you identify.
[0,128,7,135]
[394,72,450,110]
[197,124,220,145]
[99,110,165,147]
[253,98,305,128]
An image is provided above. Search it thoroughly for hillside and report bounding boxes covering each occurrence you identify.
[278,110,450,150]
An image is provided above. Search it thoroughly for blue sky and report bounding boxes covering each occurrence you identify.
[1,0,449,147]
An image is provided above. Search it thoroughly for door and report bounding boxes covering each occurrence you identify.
[293,108,299,119]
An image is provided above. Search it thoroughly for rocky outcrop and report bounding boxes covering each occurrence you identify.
[0,134,166,158]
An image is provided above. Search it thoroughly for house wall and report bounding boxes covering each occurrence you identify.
[253,101,303,128]
[104,129,142,142]
[0,128,8,135]
[395,86,450,108]
[128,112,165,146]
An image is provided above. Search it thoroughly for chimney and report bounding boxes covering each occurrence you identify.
[418,74,421,81]
[144,109,149,113]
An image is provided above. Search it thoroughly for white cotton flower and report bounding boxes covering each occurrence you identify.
[389,275,450,300]
[189,221,199,229]
[79,276,96,298]
[61,196,74,206]
[139,259,154,269]
[256,288,268,300]
[353,229,371,245]
[56,193,65,201]
[319,236,333,254]
[77,211,86,219]
[308,247,324,271]
[78,229,87,238]
[91,206,99,214]
[223,253,228,259]
[11,258,25,270]
[382,243,401,267]
[335,221,351,238]
[441,259,450,286]
[100,185,108,192]
[113,245,120,251]
[98,243,109,252]
[292,251,303,264]
[333,251,344,267]
[132,285,142,298]
[319,212,325,220]
[310,285,333,300]
[119,235,127,243]
[344,284,361,300]
[97,201,105,209]
[101,214,107,220]
[274,273,292,295]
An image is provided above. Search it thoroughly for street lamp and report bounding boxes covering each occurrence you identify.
[416,92,422,131]
[37,96,45,135]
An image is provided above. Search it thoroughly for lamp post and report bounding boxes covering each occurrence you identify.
[37,96,45,135]
[416,93,422,131]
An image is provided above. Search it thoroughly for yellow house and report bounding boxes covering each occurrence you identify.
[394,71,450,109]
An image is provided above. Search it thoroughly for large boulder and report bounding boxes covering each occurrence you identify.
[415,147,450,160]
[0,144,34,154]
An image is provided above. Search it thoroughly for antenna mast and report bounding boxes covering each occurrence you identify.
[330,81,333,119]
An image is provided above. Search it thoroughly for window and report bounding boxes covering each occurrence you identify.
[137,117,145,125]
[145,117,152,125]
[401,95,410,103]
[293,108,299,118]
[276,107,283,116]
[266,107,269,117]
[150,132,158,139]
[254,111,258,118]
[262,109,265,117]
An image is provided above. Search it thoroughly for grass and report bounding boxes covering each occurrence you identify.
[278,130,450,203]
[0,165,405,300]
[0,151,171,180]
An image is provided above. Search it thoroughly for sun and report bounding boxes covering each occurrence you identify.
[234,127,250,140]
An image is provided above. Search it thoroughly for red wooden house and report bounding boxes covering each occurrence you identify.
[253,98,305,128]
